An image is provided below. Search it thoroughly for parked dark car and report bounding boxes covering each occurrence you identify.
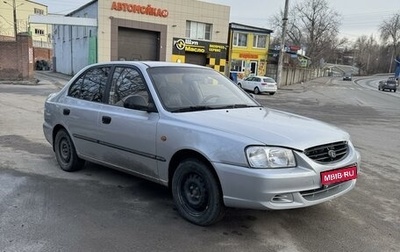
[378,79,397,92]
[342,73,352,81]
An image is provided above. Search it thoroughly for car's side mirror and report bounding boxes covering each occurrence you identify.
[123,95,157,112]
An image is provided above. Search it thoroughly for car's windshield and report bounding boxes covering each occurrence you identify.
[148,66,260,112]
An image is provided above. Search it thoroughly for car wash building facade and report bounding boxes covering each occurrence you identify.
[50,0,230,75]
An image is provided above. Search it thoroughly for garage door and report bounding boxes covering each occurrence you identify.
[185,52,207,66]
[118,27,159,61]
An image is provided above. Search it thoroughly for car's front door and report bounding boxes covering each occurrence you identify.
[243,77,253,91]
[96,66,159,179]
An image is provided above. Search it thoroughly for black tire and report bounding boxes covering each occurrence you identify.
[54,129,85,172]
[254,87,260,94]
[237,83,242,88]
[172,158,225,226]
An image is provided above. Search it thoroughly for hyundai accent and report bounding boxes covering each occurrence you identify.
[43,61,360,226]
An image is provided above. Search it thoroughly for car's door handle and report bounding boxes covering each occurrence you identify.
[63,108,70,115]
[102,116,112,124]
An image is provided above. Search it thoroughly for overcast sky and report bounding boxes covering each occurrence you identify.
[36,0,399,42]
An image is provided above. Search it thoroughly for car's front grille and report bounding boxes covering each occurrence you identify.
[304,141,348,163]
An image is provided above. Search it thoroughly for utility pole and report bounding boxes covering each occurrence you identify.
[3,0,18,38]
[12,0,17,37]
[277,0,289,88]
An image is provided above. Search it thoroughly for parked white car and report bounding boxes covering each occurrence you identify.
[238,76,277,95]
[43,62,360,226]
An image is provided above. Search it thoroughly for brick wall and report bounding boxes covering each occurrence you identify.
[0,34,34,81]
[34,48,53,63]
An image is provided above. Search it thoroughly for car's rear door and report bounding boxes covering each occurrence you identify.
[96,65,159,179]
[250,77,260,90]
[64,66,111,160]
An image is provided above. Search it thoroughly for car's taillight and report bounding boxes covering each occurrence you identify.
[261,82,267,85]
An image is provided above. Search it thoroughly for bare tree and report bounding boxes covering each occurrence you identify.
[379,13,400,73]
[353,35,380,75]
[270,0,344,66]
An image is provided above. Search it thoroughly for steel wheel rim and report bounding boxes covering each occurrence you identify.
[59,138,71,164]
[180,173,209,215]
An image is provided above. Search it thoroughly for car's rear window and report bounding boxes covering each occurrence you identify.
[262,78,275,83]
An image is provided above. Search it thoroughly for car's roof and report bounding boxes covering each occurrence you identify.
[249,76,275,79]
[89,61,208,69]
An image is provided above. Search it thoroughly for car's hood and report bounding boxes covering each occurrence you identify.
[170,107,349,150]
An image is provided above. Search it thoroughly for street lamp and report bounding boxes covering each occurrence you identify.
[3,0,23,38]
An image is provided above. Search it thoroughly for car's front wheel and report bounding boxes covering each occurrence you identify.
[172,158,225,226]
[54,129,85,172]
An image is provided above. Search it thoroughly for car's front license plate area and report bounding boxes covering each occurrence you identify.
[321,165,357,186]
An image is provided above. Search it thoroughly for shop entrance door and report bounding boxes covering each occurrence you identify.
[250,61,258,75]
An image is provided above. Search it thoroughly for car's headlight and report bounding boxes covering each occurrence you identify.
[246,146,296,168]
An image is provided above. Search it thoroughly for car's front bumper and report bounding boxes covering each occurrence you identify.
[214,151,360,210]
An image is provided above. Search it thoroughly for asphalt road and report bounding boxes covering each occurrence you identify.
[0,75,399,252]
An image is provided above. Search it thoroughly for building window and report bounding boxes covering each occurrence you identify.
[35,29,45,35]
[230,60,244,72]
[233,32,247,47]
[186,21,212,40]
[34,8,44,15]
[253,34,267,48]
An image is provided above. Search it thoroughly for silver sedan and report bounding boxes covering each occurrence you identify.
[43,61,360,226]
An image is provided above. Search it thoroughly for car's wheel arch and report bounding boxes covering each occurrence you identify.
[168,149,221,192]
[52,124,68,151]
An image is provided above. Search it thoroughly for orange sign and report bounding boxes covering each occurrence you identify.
[239,53,258,59]
[111,2,169,18]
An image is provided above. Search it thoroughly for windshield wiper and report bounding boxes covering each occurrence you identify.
[170,106,216,112]
[217,104,261,109]
[170,104,260,112]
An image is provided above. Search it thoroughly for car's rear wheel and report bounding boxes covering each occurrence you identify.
[254,87,260,94]
[54,129,85,172]
[269,92,275,95]
[172,158,225,226]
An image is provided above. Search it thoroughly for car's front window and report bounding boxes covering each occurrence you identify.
[108,66,150,109]
[148,66,260,112]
